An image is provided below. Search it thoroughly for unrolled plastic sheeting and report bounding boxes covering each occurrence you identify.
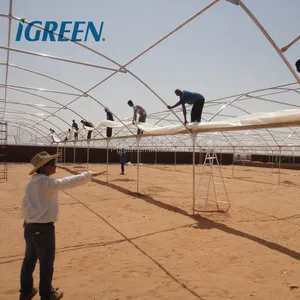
[95,120,132,129]
[74,121,131,133]
[136,109,300,135]
[52,131,73,143]
[52,133,63,143]
[69,109,300,137]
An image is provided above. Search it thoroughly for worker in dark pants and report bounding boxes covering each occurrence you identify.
[71,120,79,141]
[80,120,94,140]
[119,148,126,175]
[167,89,205,124]
[105,108,114,138]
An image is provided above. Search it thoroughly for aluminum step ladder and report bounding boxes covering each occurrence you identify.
[196,150,230,212]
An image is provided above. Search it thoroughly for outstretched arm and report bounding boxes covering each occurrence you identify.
[167,100,182,110]
[46,171,107,191]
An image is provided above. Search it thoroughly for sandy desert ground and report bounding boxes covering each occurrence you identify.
[1,162,300,300]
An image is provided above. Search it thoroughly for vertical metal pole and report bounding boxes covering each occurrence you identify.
[5,122,8,181]
[199,147,203,175]
[73,142,76,165]
[64,145,66,164]
[174,146,177,171]
[140,150,142,165]
[271,150,274,173]
[192,134,196,214]
[87,141,90,170]
[278,146,282,185]
[106,140,109,183]
[198,147,201,164]
[232,147,235,178]
[18,125,20,144]
[137,137,140,193]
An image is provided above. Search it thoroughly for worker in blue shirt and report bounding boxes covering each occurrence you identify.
[167,89,205,124]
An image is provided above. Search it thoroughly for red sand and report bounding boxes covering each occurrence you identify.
[1,163,300,300]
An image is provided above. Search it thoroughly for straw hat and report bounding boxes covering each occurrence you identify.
[29,151,59,175]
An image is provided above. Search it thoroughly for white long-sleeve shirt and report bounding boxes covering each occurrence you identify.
[21,171,92,223]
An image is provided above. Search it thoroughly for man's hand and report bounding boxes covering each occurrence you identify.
[132,120,135,125]
[167,105,172,109]
[91,171,107,176]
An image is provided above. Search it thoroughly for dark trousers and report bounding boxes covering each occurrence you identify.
[87,131,92,140]
[138,114,147,135]
[191,99,205,122]
[74,132,78,141]
[121,161,125,174]
[20,223,55,298]
[106,127,112,138]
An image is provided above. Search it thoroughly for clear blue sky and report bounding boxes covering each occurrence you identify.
[0,0,299,136]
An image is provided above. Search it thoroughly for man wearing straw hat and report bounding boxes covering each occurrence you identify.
[19,151,105,300]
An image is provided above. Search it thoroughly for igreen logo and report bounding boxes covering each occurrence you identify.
[16,19,104,42]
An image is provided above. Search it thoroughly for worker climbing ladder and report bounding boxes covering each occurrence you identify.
[196,150,230,212]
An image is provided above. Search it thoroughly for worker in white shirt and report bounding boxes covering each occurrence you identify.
[127,100,147,134]
[19,151,105,300]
